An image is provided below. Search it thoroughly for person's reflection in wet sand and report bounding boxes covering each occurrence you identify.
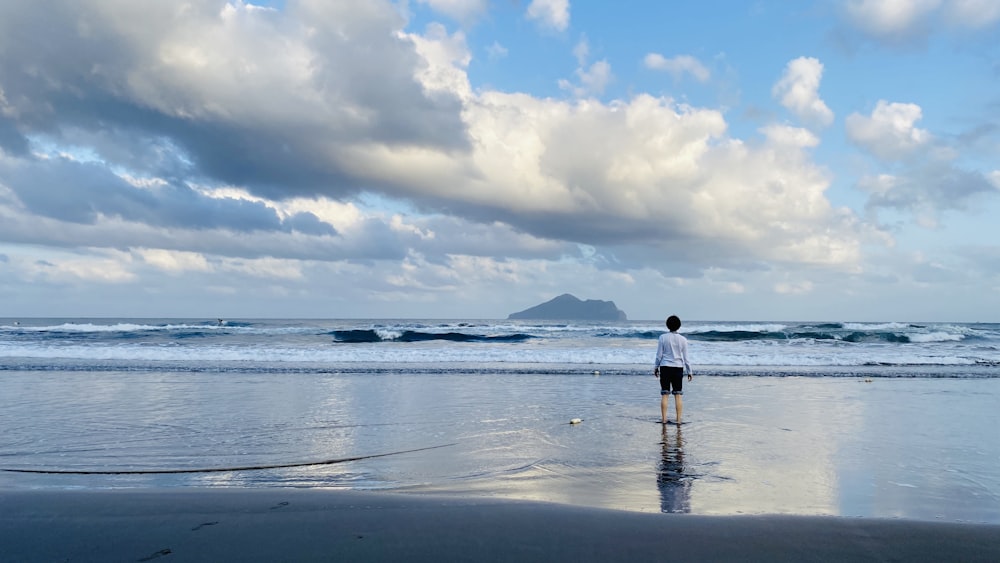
[657,424,691,513]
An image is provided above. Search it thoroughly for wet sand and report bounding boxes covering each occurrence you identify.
[3,375,999,523]
[2,488,999,562]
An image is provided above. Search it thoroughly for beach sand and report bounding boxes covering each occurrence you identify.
[3,372,999,560]
[2,488,999,562]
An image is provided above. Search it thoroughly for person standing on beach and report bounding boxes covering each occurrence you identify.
[654,315,693,424]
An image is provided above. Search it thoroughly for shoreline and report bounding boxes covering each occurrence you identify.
[3,488,1000,562]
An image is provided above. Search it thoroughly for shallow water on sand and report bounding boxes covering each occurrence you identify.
[1,370,997,523]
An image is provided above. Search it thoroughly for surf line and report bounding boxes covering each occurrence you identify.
[2,443,456,475]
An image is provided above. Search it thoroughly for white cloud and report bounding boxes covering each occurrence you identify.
[572,36,589,66]
[0,86,15,117]
[722,282,745,294]
[559,60,613,98]
[857,173,899,198]
[842,0,1000,44]
[22,251,137,283]
[526,0,570,31]
[486,41,508,60]
[774,280,814,295]
[408,23,473,99]
[845,100,931,160]
[219,257,304,280]
[857,163,997,222]
[340,89,863,268]
[0,0,879,318]
[279,197,365,231]
[759,124,820,148]
[137,248,211,274]
[845,0,941,37]
[846,100,996,224]
[416,0,489,25]
[772,57,834,128]
[644,53,710,82]
[577,60,614,94]
[556,36,612,98]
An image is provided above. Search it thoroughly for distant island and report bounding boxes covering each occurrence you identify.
[508,293,628,321]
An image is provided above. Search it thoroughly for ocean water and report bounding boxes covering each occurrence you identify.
[1,318,998,523]
[2,318,999,374]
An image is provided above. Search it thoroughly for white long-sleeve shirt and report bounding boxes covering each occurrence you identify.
[655,331,691,374]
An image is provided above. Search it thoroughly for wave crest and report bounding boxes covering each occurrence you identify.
[332,329,533,343]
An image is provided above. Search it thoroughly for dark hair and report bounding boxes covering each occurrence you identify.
[666,315,681,331]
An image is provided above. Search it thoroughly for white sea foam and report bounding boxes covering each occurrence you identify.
[685,323,789,333]
[6,322,221,333]
[842,322,910,331]
[374,328,404,341]
[0,341,986,367]
[907,332,964,343]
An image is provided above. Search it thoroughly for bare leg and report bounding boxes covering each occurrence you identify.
[660,394,669,423]
[675,394,683,424]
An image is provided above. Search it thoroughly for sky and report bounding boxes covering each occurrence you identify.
[0,0,998,321]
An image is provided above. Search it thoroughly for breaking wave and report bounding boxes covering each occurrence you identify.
[331,329,534,343]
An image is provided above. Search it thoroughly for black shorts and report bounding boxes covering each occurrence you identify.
[658,366,684,395]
